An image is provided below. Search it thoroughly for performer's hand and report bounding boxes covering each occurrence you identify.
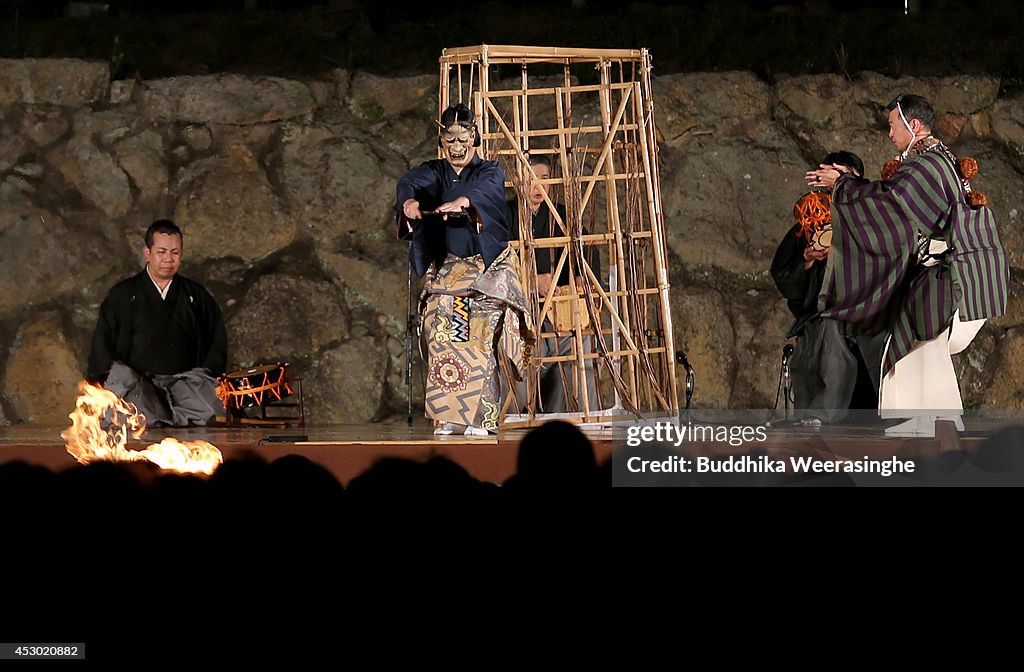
[803,244,828,269]
[536,273,553,297]
[435,196,471,219]
[805,164,844,189]
[403,199,422,220]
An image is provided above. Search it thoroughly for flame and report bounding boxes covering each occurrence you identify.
[141,437,222,475]
[62,381,223,475]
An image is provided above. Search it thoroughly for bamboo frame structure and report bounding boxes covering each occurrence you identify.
[438,45,678,426]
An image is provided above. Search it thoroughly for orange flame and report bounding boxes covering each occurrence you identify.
[62,381,223,475]
[141,437,223,475]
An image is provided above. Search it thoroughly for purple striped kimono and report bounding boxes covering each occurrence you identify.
[822,147,1008,374]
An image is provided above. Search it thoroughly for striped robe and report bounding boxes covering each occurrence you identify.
[823,147,1008,375]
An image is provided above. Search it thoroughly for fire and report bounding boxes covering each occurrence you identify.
[140,437,222,475]
[62,381,223,475]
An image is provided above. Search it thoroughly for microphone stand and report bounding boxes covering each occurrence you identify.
[676,351,695,424]
[684,364,695,425]
[771,345,801,427]
[406,254,415,427]
[783,349,792,421]
[398,210,418,428]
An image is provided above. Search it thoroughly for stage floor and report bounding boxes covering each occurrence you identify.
[1,414,1019,485]
[0,419,607,485]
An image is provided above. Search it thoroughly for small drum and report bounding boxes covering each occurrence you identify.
[552,285,591,334]
[794,191,832,252]
[217,363,293,411]
[810,225,833,253]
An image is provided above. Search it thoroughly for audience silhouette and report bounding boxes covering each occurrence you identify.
[0,419,608,509]
[348,455,494,492]
[504,420,600,488]
[13,418,1019,495]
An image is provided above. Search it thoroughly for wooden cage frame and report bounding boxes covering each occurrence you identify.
[438,45,678,426]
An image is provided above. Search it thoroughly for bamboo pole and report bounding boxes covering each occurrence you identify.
[484,82,634,98]
[508,81,536,417]
[479,46,489,158]
[633,79,678,411]
[481,97,571,391]
[483,97,567,235]
[578,85,631,218]
[439,60,449,158]
[554,84,585,414]
[520,64,530,158]
[598,61,638,410]
[442,45,643,60]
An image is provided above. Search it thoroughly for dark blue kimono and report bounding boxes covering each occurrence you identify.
[395,154,509,278]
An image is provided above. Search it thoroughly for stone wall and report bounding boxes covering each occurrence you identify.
[1,59,1021,424]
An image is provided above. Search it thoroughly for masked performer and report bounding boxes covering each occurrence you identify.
[806,95,1008,436]
[88,219,228,427]
[396,103,530,436]
[772,151,884,425]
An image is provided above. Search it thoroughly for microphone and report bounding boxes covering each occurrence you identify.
[675,351,691,369]
[676,351,695,412]
[782,344,794,365]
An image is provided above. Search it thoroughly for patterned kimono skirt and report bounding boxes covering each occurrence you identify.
[420,248,530,432]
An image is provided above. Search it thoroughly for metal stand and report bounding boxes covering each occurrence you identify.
[782,344,794,421]
[405,252,416,427]
[676,351,695,424]
[770,344,801,428]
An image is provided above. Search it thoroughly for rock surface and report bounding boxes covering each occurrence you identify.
[1,63,1021,424]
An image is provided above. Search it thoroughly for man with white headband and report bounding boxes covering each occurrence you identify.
[805,94,1008,437]
[396,103,530,437]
